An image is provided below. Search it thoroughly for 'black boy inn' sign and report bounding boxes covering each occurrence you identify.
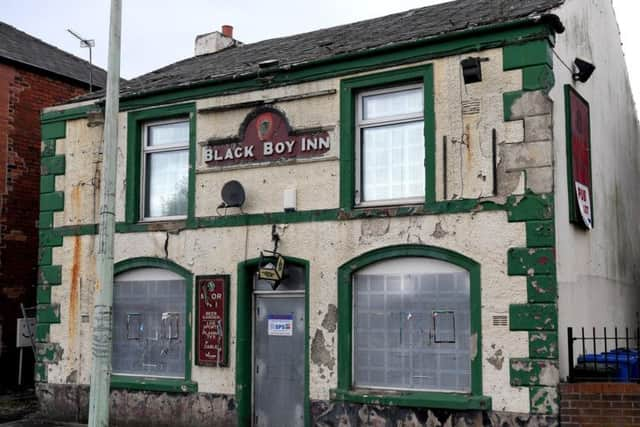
[202,107,330,166]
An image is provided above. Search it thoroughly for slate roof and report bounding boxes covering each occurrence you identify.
[0,21,107,89]
[82,0,564,101]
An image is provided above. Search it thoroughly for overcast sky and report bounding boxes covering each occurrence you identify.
[2,0,639,106]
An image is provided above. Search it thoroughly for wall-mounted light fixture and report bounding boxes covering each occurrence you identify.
[461,57,486,84]
[573,58,596,83]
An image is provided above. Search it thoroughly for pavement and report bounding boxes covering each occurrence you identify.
[0,387,85,427]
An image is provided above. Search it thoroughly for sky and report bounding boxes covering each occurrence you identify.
[1,0,639,106]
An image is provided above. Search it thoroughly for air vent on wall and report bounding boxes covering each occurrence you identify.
[492,315,508,327]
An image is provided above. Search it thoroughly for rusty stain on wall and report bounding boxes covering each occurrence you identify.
[68,235,82,352]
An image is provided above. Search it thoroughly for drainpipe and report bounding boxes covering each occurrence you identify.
[88,0,121,426]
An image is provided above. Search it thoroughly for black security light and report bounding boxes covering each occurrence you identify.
[461,57,483,84]
[573,58,596,83]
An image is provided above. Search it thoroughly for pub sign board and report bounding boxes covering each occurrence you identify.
[196,275,229,366]
[202,107,330,166]
[565,85,593,230]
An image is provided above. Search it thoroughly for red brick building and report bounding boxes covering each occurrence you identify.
[0,22,106,388]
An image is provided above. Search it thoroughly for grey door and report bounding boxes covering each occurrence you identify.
[253,267,305,427]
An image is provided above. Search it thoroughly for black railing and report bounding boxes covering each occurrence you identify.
[567,326,640,383]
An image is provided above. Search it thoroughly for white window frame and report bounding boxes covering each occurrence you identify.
[355,84,425,207]
[140,118,190,221]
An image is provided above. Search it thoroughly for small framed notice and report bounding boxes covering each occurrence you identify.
[267,314,293,336]
[195,275,229,366]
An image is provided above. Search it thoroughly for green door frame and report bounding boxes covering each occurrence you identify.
[236,256,310,427]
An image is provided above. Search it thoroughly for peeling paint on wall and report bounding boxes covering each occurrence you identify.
[311,329,335,371]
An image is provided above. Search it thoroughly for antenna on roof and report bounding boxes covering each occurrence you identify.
[67,28,96,92]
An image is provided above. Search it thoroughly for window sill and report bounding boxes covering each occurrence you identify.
[330,388,491,411]
[111,375,198,393]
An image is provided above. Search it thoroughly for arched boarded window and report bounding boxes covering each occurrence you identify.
[113,267,187,379]
[336,245,487,409]
[353,257,470,392]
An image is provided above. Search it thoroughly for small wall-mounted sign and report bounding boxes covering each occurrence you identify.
[267,314,293,336]
[202,107,330,166]
[565,86,593,230]
[196,275,229,366]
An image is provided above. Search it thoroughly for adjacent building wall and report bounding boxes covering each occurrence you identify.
[0,61,86,388]
[551,0,640,378]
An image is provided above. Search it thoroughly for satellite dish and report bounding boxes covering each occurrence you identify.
[221,180,246,207]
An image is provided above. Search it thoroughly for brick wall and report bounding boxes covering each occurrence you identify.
[0,61,87,387]
[560,382,640,426]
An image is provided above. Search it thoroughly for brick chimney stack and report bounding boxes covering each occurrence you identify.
[194,25,241,56]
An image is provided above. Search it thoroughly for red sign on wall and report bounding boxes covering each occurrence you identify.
[195,275,229,366]
[203,107,330,166]
[566,86,593,229]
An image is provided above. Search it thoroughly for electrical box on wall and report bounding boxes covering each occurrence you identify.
[284,188,297,212]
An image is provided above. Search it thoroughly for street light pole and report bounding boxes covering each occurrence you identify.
[88,1,121,426]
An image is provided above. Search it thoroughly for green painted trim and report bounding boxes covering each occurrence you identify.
[113,257,195,386]
[40,175,55,194]
[40,194,555,236]
[503,39,552,71]
[34,363,47,382]
[40,192,64,212]
[507,193,554,222]
[41,140,56,158]
[564,84,594,229]
[38,265,61,286]
[523,65,554,92]
[41,155,65,176]
[510,358,559,386]
[526,220,555,248]
[38,247,52,266]
[35,324,50,342]
[336,244,484,404]
[530,386,558,415]
[332,388,491,410]
[36,286,51,305]
[41,122,65,140]
[125,103,196,224]
[529,331,558,359]
[236,256,311,427]
[41,104,98,124]
[507,248,555,276]
[111,375,198,393]
[527,275,557,303]
[39,212,54,230]
[339,64,435,211]
[36,304,60,324]
[115,23,551,112]
[509,304,557,331]
[503,90,524,122]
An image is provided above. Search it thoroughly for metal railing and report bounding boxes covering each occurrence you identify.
[567,326,640,382]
